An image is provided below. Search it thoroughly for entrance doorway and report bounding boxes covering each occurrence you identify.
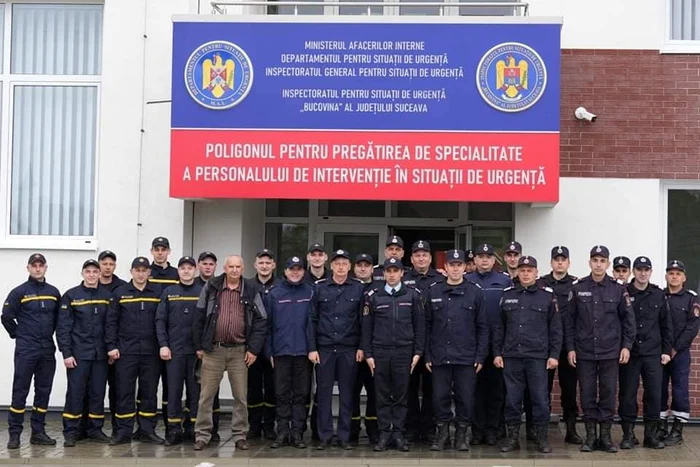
[316,224,387,264]
[391,227,455,268]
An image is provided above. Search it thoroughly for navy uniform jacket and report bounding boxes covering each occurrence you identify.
[252,274,277,292]
[425,280,489,366]
[308,277,364,353]
[361,285,425,358]
[465,269,512,353]
[99,274,127,294]
[2,276,61,357]
[155,282,203,356]
[149,263,179,288]
[303,268,330,287]
[264,279,314,358]
[664,287,700,353]
[56,283,111,361]
[538,273,577,352]
[493,284,562,360]
[564,275,636,361]
[627,282,673,357]
[106,281,162,356]
[403,268,444,297]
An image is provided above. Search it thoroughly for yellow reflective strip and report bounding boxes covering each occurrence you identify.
[148,279,179,284]
[167,418,182,423]
[262,402,275,408]
[115,412,135,419]
[351,416,361,421]
[62,413,81,419]
[32,406,47,413]
[119,298,161,304]
[70,300,110,306]
[88,413,105,419]
[365,416,377,420]
[138,411,157,417]
[162,401,168,405]
[190,418,197,422]
[167,297,199,301]
[20,296,58,304]
[9,407,25,414]
[213,409,221,413]
[247,403,264,409]
[182,407,190,412]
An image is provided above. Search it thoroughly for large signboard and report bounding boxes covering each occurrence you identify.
[171,17,561,202]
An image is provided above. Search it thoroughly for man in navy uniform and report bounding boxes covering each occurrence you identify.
[57,259,112,446]
[425,249,488,452]
[564,245,636,453]
[371,235,405,286]
[404,240,442,444]
[350,253,379,444]
[494,256,562,454]
[618,256,672,450]
[107,257,165,445]
[362,258,425,452]
[526,246,581,444]
[466,243,511,445]
[308,249,364,450]
[503,241,522,281]
[247,249,278,440]
[659,260,700,446]
[266,256,314,449]
[2,253,61,449]
[155,256,203,445]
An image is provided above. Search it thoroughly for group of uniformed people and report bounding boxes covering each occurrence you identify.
[2,234,698,455]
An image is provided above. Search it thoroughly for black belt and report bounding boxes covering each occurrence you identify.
[213,341,243,348]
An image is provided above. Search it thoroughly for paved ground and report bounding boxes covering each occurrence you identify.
[0,418,698,466]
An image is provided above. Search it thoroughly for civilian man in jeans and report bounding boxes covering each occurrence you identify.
[192,255,267,451]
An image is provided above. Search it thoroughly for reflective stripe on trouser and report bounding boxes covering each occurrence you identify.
[9,353,56,436]
[114,354,160,437]
[166,354,200,434]
[62,359,108,436]
[351,360,378,436]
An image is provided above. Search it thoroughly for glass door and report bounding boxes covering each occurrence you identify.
[454,225,472,250]
[315,224,387,265]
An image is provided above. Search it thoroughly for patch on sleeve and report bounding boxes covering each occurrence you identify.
[567,291,573,301]
[694,303,700,318]
[363,305,370,315]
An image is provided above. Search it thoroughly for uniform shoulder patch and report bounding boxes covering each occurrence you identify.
[362,304,370,315]
[503,286,514,292]
[367,289,376,297]
[373,265,381,270]
[501,271,510,277]
[689,290,698,296]
[314,278,327,284]
[428,281,439,288]
[542,286,554,293]
[571,279,580,285]
[616,278,625,286]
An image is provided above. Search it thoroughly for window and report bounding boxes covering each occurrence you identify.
[265,199,309,217]
[667,188,700,291]
[665,0,700,52]
[318,200,385,217]
[391,201,459,218]
[0,3,103,246]
[459,0,519,16]
[339,0,383,15]
[267,0,325,15]
[265,223,309,275]
[468,202,513,221]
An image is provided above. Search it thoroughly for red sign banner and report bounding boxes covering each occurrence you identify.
[170,129,559,202]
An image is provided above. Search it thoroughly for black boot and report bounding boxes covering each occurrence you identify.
[270,433,289,449]
[30,432,56,446]
[598,422,617,453]
[165,432,182,446]
[290,432,306,449]
[454,423,470,452]
[470,428,483,445]
[430,423,450,451]
[580,421,597,452]
[620,421,634,449]
[499,423,520,452]
[536,424,551,453]
[374,433,391,451]
[564,413,583,444]
[656,419,669,440]
[643,420,664,449]
[664,418,683,446]
[6,433,20,449]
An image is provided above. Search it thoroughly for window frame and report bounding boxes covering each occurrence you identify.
[661,180,700,277]
[0,0,103,250]
[663,0,700,54]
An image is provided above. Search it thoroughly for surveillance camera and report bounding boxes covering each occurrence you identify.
[575,106,597,122]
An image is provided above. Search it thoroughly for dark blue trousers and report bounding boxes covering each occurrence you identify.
[619,355,662,422]
[62,359,108,436]
[577,358,618,423]
[374,346,412,436]
[8,352,56,436]
[661,349,691,421]
[316,350,357,442]
[474,354,505,435]
[504,358,549,425]
[166,354,200,435]
[432,364,477,424]
[114,354,160,437]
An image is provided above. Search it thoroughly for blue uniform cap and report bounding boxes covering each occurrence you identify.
[446,249,465,263]
[666,260,685,272]
[178,256,196,267]
[633,256,652,269]
[612,256,631,269]
[131,256,151,269]
[355,253,373,264]
[286,256,304,269]
[383,257,404,270]
[517,256,538,268]
[476,244,495,256]
[590,245,611,259]
[551,246,569,259]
